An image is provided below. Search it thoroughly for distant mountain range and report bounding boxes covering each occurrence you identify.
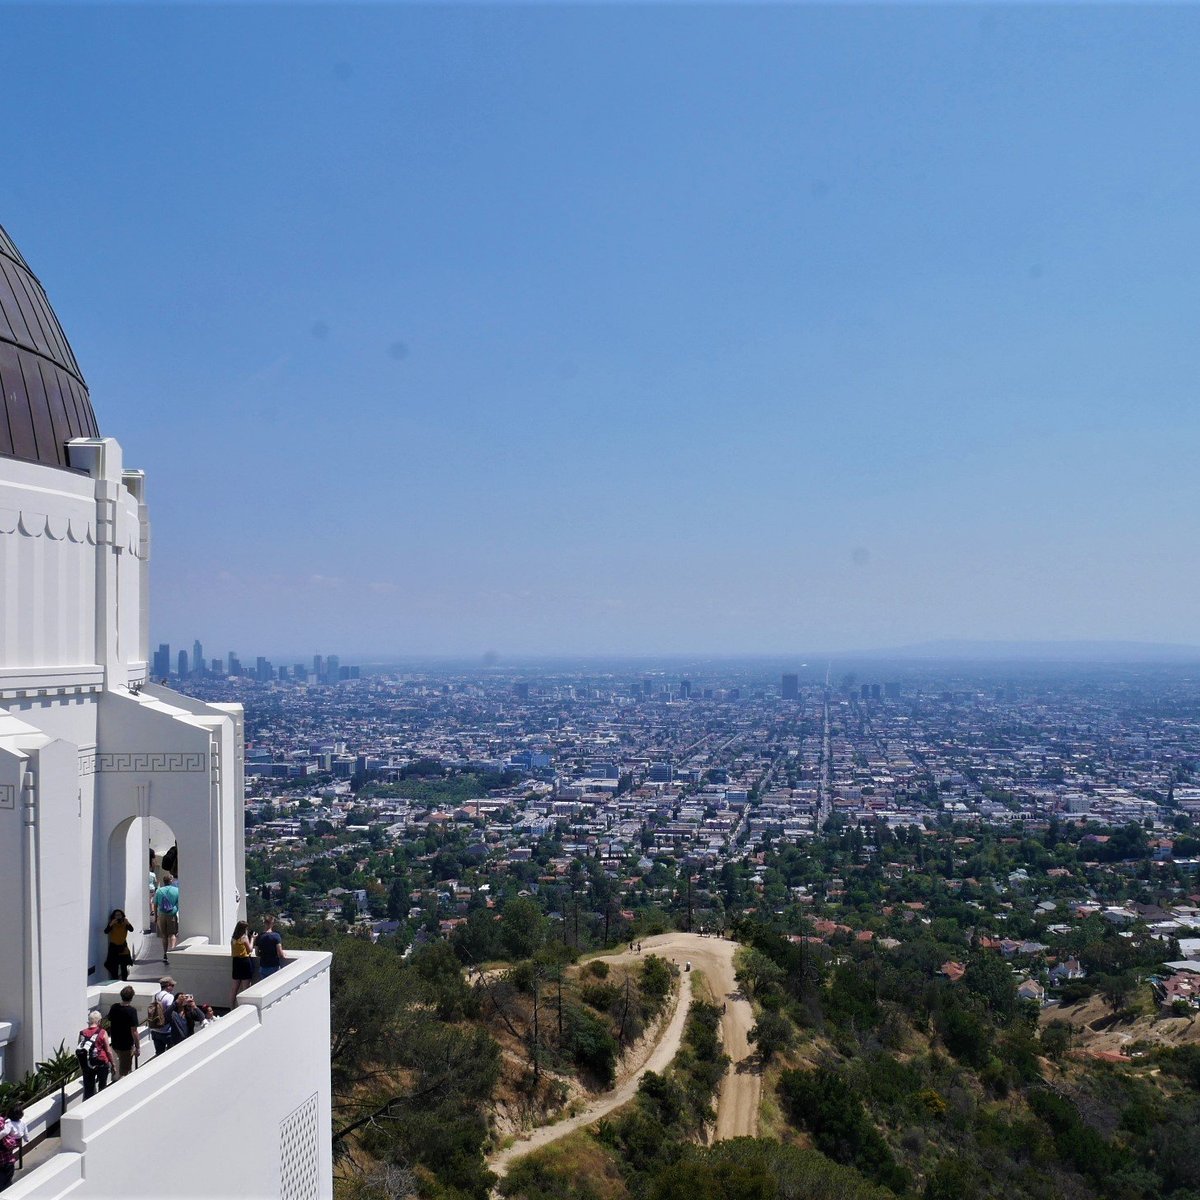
[844,640,1200,663]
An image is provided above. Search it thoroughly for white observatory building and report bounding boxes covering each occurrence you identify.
[0,224,332,1198]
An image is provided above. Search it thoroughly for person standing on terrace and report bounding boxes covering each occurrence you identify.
[103,909,134,980]
[254,916,288,979]
[75,1011,112,1100]
[148,977,176,1056]
[230,921,255,1009]
[154,873,180,958]
[107,986,140,1079]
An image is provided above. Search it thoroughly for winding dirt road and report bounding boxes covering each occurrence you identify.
[489,932,759,1177]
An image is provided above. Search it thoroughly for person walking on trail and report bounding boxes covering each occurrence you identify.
[154,873,180,958]
[103,909,134,980]
[230,921,255,1009]
[107,986,140,1079]
[75,1011,112,1100]
[254,916,288,979]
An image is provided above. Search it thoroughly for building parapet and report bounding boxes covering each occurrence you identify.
[8,947,332,1200]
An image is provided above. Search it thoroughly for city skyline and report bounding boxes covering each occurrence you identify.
[9,5,1200,655]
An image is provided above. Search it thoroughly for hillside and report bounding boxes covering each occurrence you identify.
[1042,993,1200,1059]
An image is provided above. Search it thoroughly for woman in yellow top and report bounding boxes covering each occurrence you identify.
[229,920,255,1009]
[104,909,134,981]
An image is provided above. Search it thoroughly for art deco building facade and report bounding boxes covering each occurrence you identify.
[0,224,332,1198]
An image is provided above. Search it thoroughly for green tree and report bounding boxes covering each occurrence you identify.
[962,952,1017,1018]
[748,1011,795,1063]
[735,947,785,1000]
[1040,1020,1072,1062]
[1099,972,1135,1015]
[315,934,501,1199]
[500,896,548,960]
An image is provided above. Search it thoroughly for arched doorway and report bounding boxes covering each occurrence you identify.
[105,814,178,973]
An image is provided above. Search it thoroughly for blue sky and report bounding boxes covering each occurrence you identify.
[7,3,1200,658]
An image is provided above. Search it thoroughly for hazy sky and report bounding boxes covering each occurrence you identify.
[7,3,1200,658]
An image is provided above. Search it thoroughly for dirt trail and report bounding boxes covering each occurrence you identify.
[489,932,758,1178]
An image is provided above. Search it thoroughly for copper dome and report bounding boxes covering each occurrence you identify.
[0,223,99,470]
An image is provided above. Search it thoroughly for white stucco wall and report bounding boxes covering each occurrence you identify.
[0,442,248,1073]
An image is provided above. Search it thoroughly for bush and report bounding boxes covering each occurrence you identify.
[650,1138,893,1200]
[861,1053,921,1107]
[1058,979,1094,1006]
[779,1068,910,1193]
[581,981,619,1012]
[587,960,610,979]
[565,1004,618,1086]
[641,955,674,1006]
[936,1001,991,1068]
[0,1043,80,1111]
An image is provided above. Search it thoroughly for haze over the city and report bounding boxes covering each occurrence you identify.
[8,3,1200,657]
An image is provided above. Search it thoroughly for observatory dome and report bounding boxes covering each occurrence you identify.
[0,223,99,469]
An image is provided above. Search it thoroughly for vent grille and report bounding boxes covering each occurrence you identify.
[279,1093,320,1200]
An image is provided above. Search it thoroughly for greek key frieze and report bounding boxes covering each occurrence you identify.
[78,751,207,775]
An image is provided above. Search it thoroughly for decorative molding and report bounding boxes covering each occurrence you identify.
[0,506,93,543]
[78,751,206,776]
[0,784,14,810]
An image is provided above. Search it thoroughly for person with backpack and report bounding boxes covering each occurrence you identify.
[0,1127,19,1193]
[154,873,180,958]
[0,1104,25,1193]
[148,976,176,1056]
[75,1010,112,1100]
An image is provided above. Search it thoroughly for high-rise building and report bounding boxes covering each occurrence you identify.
[177,648,189,677]
[680,679,692,699]
[228,651,242,676]
[256,655,272,682]
[152,642,170,678]
[884,681,902,699]
[294,661,307,680]
[192,638,204,675]
[0,223,332,1199]
[781,673,800,700]
[325,654,340,683]
[313,654,323,679]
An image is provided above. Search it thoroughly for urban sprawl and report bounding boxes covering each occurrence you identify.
[163,652,1200,1017]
